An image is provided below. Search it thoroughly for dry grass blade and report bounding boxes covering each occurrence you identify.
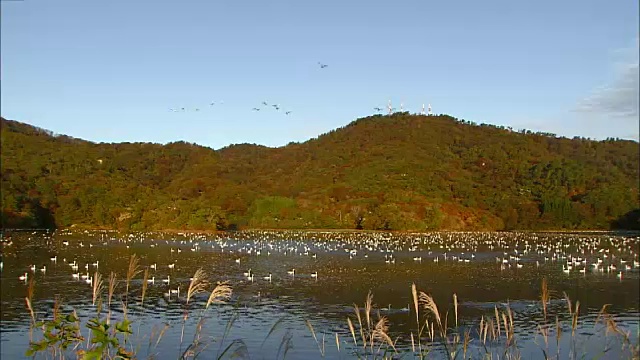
[25,278,36,343]
[412,283,420,325]
[538,324,549,347]
[92,271,103,307]
[364,291,373,330]
[107,272,118,325]
[125,254,141,308]
[277,330,294,360]
[108,272,118,306]
[594,304,611,329]
[25,277,36,325]
[508,304,514,331]
[502,312,509,342]
[541,278,549,319]
[305,319,325,356]
[353,303,366,348]
[418,292,442,329]
[128,254,141,278]
[260,316,287,349]
[206,281,232,308]
[411,283,425,357]
[141,268,149,306]
[482,318,489,344]
[453,293,458,328]
[155,323,170,348]
[373,316,396,351]
[186,268,209,305]
[572,301,580,336]
[347,317,358,348]
[463,329,471,358]
[494,305,501,337]
[563,292,573,317]
[410,332,415,353]
[25,297,35,325]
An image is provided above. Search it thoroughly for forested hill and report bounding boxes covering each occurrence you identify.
[1,114,639,231]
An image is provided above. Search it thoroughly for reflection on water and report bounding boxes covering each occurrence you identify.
[1,230,639,359]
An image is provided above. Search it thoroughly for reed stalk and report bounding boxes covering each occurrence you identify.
[125,254,141,310]
[141,268,149,307]
[25,277,36,343]
[107,272,118,325]
[92,271,103,311]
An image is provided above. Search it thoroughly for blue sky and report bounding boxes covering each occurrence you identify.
[1,0,638,149]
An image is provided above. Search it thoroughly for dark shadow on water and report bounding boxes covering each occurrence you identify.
[611,208,640,231]
[0,202,57,231]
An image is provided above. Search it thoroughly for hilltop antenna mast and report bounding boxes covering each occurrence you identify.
[388,100,392,115]
[421,104,426,115]
[428,104,432,115]
[400,102,404,112]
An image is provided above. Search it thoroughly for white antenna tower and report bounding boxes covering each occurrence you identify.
[421,104,426,115]
[388,100,392,115]
[427,104,432,115]
[400,102,404,112]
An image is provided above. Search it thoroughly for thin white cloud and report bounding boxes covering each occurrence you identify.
[576,39,639,122]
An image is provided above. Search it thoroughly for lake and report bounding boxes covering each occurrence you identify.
[1,230,638,359]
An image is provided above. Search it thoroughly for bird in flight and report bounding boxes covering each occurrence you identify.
[252,107,261,111]
[272,104,280,111]
[374,107,383,112]
[285,111,292,115]
[318,62,328,69]
[262,101,269,106]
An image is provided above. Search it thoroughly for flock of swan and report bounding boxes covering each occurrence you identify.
[2,230,638,301]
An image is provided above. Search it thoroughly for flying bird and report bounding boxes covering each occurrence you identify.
[262,101,269,106]
[252,107,261,111]
[318,62,328,69]
[272,104,280,110]
[374,107,383,112]
[285,111,292,115]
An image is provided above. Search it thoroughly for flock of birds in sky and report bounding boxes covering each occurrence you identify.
[165,61,429,117]
[167,62,330,115]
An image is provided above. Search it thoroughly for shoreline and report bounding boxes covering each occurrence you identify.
[2,227,638,236]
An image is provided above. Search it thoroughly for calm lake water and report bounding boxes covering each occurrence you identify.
[1,230,639,359]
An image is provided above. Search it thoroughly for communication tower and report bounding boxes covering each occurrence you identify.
[428,104,432,115]
[420,104,426,115]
